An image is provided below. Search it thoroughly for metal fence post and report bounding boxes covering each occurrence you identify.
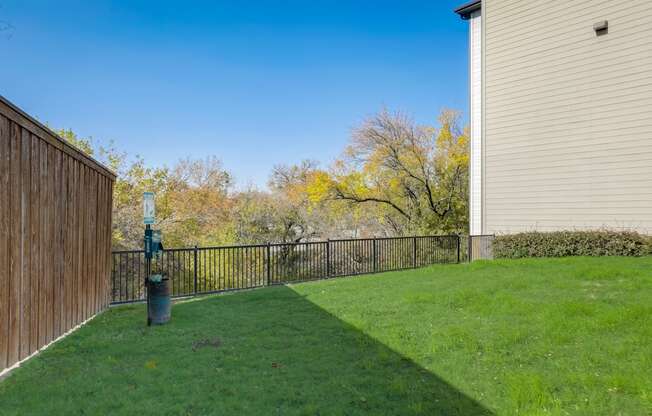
[266,242,271,286]
[326,239,331,277]
[413,236,417,268]
[372,238,377,272]
[456,235,461,263]
[193,245,198,294]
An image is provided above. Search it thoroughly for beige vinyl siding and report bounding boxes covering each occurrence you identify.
[483,0,652,234]
[469,10,483,235]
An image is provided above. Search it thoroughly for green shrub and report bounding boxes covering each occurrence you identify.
[493,231,651,259]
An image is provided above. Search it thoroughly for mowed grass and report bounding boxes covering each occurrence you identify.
[1,257,651,415]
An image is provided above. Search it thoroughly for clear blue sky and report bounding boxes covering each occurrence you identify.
[0,0,469,188]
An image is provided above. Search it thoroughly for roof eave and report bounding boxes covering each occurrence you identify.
[454,0,481,20]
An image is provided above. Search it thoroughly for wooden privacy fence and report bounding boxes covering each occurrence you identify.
[0,96,115,373]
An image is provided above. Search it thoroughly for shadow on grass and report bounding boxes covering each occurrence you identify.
[0,285,493,415]
[253,286,493,415]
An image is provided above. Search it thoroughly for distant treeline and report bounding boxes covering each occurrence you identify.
[58,108,469,250]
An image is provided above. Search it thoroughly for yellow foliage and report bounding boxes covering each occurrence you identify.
[306,171,334,203]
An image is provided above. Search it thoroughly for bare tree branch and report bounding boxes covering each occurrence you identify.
[332,186,412,221]
[332,108,468,233]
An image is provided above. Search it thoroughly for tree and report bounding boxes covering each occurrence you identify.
[112,156,233,249]
[56,127,233,249]
[111,156,169,249]
[310,109,469,235]
[56,106,470,250]
[162,157,233,246]
[55,128,95,156]
[231,161,323,244]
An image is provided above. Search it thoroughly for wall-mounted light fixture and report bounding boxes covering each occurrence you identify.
[594,20,608,36]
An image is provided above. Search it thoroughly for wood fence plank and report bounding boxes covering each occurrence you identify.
[94,172,100,314]
[59,155,67,334]
[88,171,96,315]
[38,140,47,348]
[75,162,83,324]
[91,171,97,315]
[0,115,10,368]
[89,170,95,315]
[96,178,103,311]
[52,150,62,339]
[91,171,97,314]
[100,177,104,309]
[76,164,83,322]
[100,177,106,309]
[104,178,109,306]
[100,179,106,307]
[105,178,113,307]
[8,121,22,366]
[81,166,89,321]
[42,141,51,346]
[29,134,40,354]
[62,156,72,333]
[19,127,31,359]
[69,160,77,326]
[105,178,114,306]
[96,176,103,313]
[45,143,54,344]
[69,158,75,331]
[58,152,65,335]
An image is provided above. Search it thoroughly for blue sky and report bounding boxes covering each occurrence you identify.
[0,0,469,188]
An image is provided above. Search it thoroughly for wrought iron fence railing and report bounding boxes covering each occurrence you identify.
[111,235,494,304]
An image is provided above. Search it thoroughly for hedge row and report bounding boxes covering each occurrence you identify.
[492,231,651,259]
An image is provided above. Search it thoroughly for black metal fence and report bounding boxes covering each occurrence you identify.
[111,235,494,304]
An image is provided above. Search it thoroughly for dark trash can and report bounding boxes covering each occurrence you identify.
[148,276,171,325]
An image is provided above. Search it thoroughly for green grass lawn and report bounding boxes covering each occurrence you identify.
[1,257,651,415]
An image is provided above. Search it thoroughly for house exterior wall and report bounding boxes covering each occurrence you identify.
[482,0,652,234]
[469,10,483,235]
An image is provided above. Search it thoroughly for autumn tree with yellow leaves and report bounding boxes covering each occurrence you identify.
[308,109,469,235]
[59,107,469,248]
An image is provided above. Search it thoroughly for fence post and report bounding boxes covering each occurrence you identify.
[456,235,461,263]
[372,238,377,273]
[413,236,417,268]
[468,235,473,263]
[266,242,271,286]
[193,245,198,294]
[326,239,331,277]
